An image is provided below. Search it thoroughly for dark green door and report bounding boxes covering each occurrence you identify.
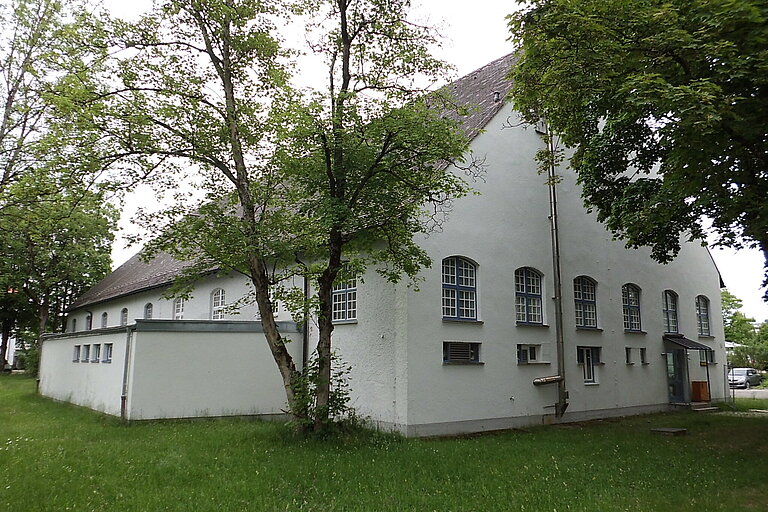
[666,349,686,402]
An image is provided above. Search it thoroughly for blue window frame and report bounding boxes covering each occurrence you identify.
[696,295,710,336]
[622,284,642,331]
[515,267,543,324]
[574,276,597,328]
[442,257,477,320]
[663,290,679,333]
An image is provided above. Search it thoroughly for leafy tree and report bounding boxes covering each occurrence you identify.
[92,0,474,431]
[507,0,768,295]
[0,170,116,356]
[722,289,757,343]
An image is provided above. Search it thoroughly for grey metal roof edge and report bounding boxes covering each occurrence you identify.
[663,334,714,351]
[133,319,301,334]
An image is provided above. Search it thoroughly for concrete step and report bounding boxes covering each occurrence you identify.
[692,406,720,413]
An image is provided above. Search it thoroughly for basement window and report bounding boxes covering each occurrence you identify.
[73,345,81,362]
[81,345,90,363]
[443,341,481,364]
[640,348,648,365]
[103,343,113,363]
[577,346,601,384]
[517,344,540,364]
[91,344,101,363]
[625,347,634,365]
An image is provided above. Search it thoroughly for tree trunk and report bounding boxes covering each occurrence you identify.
[314,238,342,431]
[0,320,10,370]
[37,301,49,347]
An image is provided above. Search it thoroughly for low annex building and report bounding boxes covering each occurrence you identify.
[39,54,728,436]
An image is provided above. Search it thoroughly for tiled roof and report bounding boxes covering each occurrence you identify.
[70,53,517,311]
[68,252,199,310]
[444,52,518,140]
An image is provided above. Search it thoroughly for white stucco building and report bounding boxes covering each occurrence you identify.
[39,54,728,436]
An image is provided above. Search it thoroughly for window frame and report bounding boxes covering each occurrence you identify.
[103,343,113,363]
[625,347,633,365]
[515,267,543,325]
[577,346,601,384]
[332,266,358,323]
[120,308,128,326]
[71,318,77,333]
[663,290,679,333]
[574,276,598,328]
[73,345,81,362]
[211,289,226,320]
[91,344,101,363]
[100,312,108,329]
[173,298,185,320]
[695,295,711,336]
[517,344,541,364]
[622,284,642,332]
[143,303,153,320]
[640,347,648,365]
[85,314,92,331]
[441,256,478,321]
[442,341,482,364]
[81,344,91,363]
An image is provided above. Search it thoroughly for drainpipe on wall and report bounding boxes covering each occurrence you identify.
[120,326,134,422]
[302,273,310,371]
[545,124,569,418]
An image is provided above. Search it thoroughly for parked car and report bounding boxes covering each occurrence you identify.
[728,368,763,389]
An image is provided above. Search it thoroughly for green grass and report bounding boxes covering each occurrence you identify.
[2,374,768,511]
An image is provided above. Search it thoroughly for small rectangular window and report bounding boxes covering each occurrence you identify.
[91,344,101,363]
[640,348,648,365]
[73,345,81,362]
[103,343,113,363]
[625,347,633,365]
[577,346,601,383]
[81,345,90,363]
[700,350,714,365]
[517,344,539,364]
[443,341,481,364]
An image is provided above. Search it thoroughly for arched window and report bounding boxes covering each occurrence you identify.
[441,256,477,320]
[211,289,226,320]
[696,295,710,336]
[574,276,597,328]
[663,290,678,333]
[120,308,128,326]
[71,318,77,333]
[85,314,92,331]
[173,298,185,320]
[332,268,357,322]
[143,303,153,320]
[622,284,642,331]
[101,312,108,329]
[515,267,543,324]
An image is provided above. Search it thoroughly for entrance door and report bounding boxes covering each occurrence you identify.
[666,349,686,402]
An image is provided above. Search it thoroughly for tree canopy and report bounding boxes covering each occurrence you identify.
[88,0,475,431]
[508,0,768,295]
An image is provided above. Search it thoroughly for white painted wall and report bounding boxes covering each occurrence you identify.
[125,322,303,420]
[39,329,127,416]
[397,104,726,434]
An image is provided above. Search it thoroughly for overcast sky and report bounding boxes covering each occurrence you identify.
[106,0,768,322]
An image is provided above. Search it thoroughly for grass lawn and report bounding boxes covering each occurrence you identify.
[2,375,768,511]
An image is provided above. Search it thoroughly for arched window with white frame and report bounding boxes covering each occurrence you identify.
[120,308,128,326]
[101,312,108,329]
[143,303,153,320]
[173,298,185,320]
[211,289,226,320]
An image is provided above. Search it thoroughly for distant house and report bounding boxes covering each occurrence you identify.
[39,54,727,436]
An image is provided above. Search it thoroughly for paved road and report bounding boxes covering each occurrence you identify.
[733,388,768,400]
